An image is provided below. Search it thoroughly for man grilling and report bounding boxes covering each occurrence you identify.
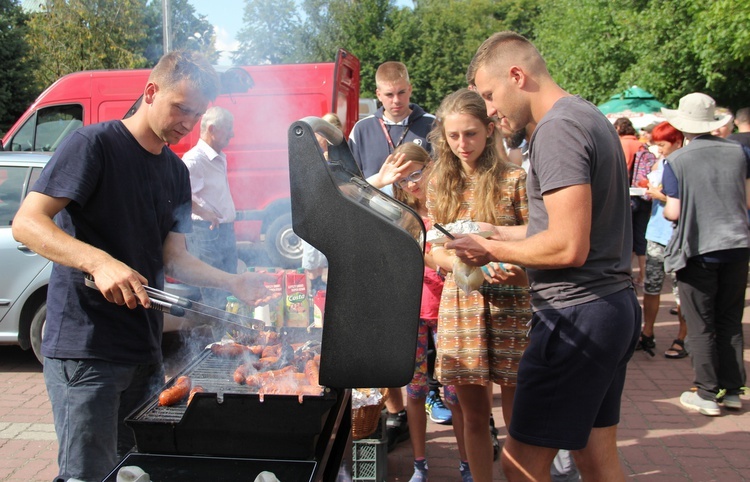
[12,50,273,482]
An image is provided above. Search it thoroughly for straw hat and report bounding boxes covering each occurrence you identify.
[661,93,731,134]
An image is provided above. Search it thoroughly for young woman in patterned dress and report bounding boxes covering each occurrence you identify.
[427,88,531,482]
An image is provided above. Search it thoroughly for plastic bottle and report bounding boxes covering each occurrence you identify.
[226,295,240,314]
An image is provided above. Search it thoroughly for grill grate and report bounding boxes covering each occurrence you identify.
[135,349,261,423]
[125,346,339,459]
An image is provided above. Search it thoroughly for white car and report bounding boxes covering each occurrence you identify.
[0,152,199,364]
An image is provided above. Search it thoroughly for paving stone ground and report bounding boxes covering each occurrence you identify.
[2,279,748,481]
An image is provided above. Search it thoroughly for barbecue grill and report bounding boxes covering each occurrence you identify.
[104,116,425,481]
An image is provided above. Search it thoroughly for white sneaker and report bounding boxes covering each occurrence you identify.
[721,394,742,410]
[680,391,720,416]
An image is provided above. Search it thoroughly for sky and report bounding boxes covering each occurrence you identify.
[189,0,414,65]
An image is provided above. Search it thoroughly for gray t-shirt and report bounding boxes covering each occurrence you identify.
[526,96,632,310]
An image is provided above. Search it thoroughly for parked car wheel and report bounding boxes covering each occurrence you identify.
[29,302,46,365]
[263,213,302,268]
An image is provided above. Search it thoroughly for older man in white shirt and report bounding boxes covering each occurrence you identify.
[182,106,238,308]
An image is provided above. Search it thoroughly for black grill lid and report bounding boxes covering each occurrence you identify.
[288,117,424,388]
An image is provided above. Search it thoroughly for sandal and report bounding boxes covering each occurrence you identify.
[665,339,688,359]
[635,333,655,356]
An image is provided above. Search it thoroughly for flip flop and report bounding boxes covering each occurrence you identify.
[665,339,688,359]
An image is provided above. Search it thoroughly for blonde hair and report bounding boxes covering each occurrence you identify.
[375,61,410,87]
[150,50,220,101]
[322,112,343,131]
[428,88,512,224]
[391,143,432,211]
[467,31,547,86]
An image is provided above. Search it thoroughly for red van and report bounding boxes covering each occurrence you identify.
[2,50,360,267]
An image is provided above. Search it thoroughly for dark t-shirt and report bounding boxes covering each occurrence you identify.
[728,132,750,149]
[526,96,632,310]
[33,120,192,364]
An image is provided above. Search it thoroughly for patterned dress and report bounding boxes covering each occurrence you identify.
[427,166,531,387]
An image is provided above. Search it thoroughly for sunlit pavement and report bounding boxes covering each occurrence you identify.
[2,279,748,481]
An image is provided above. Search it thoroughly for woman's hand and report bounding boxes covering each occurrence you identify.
[367,152,416,188]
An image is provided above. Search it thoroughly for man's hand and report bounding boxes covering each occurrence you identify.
[229,271,280,308]
[480,262,527,286]
[90,261,150,310]
[445,234,496,266]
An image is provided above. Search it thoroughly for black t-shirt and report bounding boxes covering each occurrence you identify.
[33,120,192,364]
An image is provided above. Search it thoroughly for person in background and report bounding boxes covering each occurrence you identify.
[11,50,274,482]
[371,143,473,482]
[456,31,638,481]
[728,107,750,148]
[638,121,688,359]
[615,117,657,287]
[502,126,529,172]
[639,121,659,146]
[349,61,445,447]
[182,106,238,309]
[348,61,435,177]
[428,88,531,482]
[710,107,734,138]
[661,93,750,416]
[304,112,345,292]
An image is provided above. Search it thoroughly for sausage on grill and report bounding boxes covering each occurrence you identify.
[158,376,191,406]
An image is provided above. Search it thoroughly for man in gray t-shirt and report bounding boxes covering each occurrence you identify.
[449,31,639,481]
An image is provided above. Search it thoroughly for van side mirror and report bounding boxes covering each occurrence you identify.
[220,68,254,94]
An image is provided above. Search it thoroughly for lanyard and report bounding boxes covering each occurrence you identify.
[378,118,411,153]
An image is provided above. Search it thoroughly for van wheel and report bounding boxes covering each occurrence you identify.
[263,213,302,268]
[30,302,47,365]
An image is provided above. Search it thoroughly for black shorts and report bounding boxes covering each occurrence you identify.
[509,288,641,450]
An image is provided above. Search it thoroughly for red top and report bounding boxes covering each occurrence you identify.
[421,217,444,319]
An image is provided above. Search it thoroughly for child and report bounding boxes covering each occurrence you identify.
[427,89,531,482]
[370,143,471,481]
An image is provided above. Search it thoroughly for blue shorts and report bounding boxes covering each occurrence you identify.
[509,288,640,450]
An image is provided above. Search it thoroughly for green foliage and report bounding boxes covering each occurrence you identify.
[25,0,149,87]
[0,0,39,134]
[533,0,750,110]
[142,0,218,66]
[399,0,522,113]
[232,0,301,64]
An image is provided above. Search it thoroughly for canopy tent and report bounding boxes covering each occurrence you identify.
[598,86,667,129]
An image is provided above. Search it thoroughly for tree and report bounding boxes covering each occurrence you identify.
[0,0,39,134]
[25,0,149,87]
[534,0,639,105]
[232,0,301,64]
[142,0,218,66]
[533,0,750,110]
[377,0,539,113]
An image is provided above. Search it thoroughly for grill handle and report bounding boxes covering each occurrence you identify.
[300,116,344,146]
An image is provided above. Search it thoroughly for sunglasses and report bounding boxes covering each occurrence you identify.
[396,166,429,188]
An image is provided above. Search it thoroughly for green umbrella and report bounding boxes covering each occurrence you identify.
[598,86,665,115]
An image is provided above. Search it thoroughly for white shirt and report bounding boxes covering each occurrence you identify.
[182,139,236,222]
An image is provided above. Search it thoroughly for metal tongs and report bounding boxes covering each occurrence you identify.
[83,273,263,334]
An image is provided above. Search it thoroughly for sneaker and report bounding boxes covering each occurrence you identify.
[459,460,474,482]
[680,391,720,416]
[425,390,452,425]
[408,459,428,482]
[386,410,410,452]
[721,394,742,410]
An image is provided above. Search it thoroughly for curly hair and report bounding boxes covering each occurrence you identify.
[614,117,637,136]
[427,88,512,224]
